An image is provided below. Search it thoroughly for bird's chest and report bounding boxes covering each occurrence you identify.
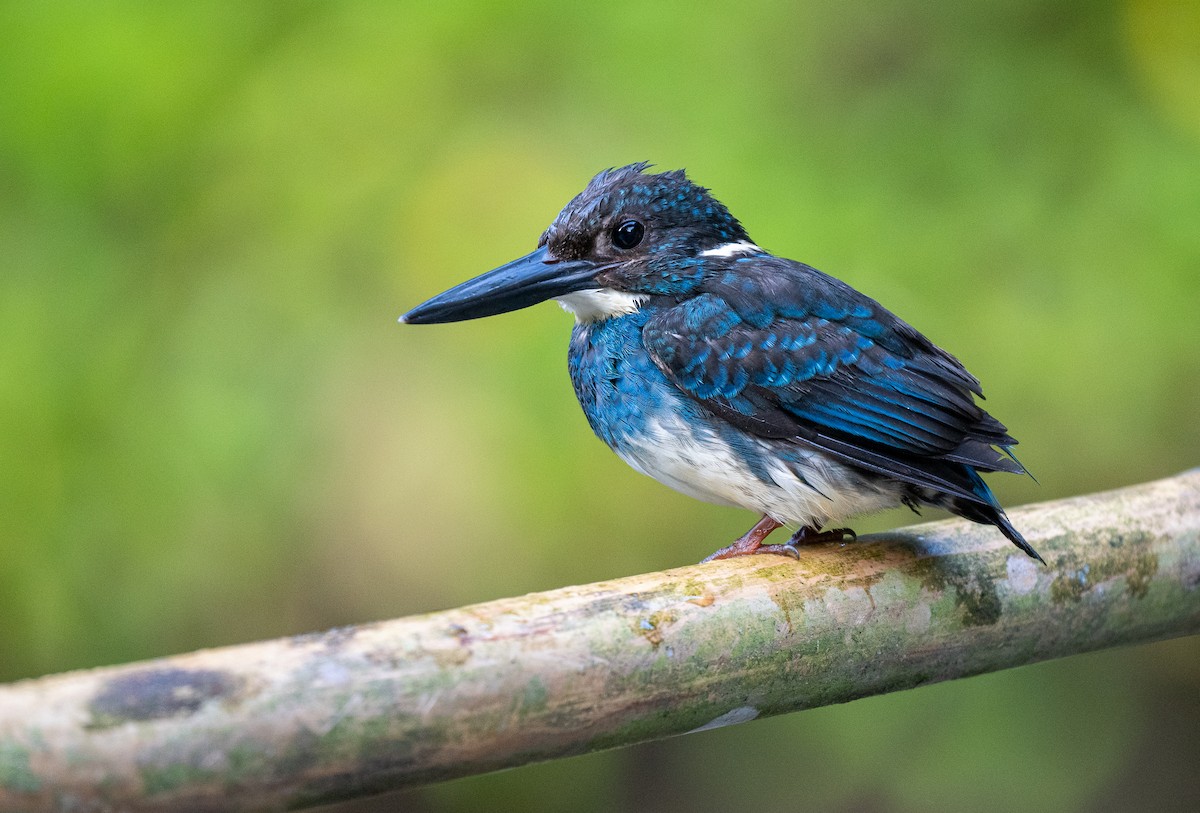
[567,315,768,510]
[567,314,680,450]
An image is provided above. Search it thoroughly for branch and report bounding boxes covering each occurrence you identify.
[2,472,1199,811]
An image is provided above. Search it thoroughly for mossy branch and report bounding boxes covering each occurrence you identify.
[2,472,1199,811]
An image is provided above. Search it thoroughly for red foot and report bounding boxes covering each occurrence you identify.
[701,516,781,562]
[701,523,858,563]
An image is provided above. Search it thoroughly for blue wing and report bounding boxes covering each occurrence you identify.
[642,256,1026,507]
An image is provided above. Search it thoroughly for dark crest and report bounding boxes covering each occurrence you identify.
[540,163,750,261]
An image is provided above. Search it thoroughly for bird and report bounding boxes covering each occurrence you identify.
[401,163,1043,565]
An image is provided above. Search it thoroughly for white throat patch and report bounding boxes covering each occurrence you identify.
[556,288,648,323]
[701,240,762,258]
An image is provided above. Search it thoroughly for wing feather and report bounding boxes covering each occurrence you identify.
[643,258,1025,506]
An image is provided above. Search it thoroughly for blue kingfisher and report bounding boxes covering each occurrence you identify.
[402,163,1042,564]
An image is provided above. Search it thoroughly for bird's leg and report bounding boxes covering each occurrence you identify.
[752,525,859,560]
[701,516,782,562]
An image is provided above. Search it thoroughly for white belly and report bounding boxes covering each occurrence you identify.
[615,412,904,526]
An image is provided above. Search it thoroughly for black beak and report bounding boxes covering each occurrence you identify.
[401,246,600,324]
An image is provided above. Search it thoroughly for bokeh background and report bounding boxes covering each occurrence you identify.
[2,1,1198,810]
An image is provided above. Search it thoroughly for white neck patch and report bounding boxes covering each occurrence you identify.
[556,288,648,323]
[701,240,762,258]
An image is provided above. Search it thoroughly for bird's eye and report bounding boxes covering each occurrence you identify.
[611,219,645,250]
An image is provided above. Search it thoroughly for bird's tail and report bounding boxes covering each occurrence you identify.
[945,469,1044,564]
[955,499,1045,564]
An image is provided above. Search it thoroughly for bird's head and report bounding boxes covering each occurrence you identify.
[401,163,754,325]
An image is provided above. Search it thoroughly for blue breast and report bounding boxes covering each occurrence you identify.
[568,310,673,452]
[567,309,780,487]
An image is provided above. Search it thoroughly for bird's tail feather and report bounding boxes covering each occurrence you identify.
[950,498,1045,563]
[943,469,1044,563]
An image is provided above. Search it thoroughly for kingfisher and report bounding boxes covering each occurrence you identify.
[402,163,1042,564]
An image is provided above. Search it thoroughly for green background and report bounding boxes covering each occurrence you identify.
[2,1,1198,810]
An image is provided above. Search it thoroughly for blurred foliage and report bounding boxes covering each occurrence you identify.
[1,1,1198,811]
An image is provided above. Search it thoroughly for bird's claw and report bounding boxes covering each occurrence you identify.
[789,526,857,546]
[700,516,783,562]
[703,522,858,563]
